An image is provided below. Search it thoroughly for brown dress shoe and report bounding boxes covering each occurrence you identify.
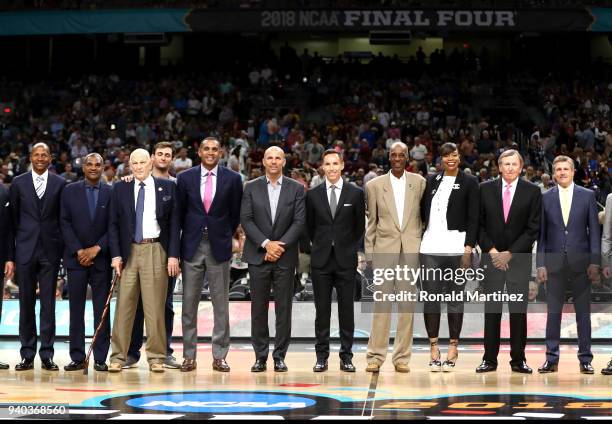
[181,358,197,372]
[212,358,230,372]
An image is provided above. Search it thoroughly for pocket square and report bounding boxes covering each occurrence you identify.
[4,202,8,207]
[343,203,352,206]
[162,195,171,201]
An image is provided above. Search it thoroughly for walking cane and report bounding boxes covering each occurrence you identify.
[83,272,119,375]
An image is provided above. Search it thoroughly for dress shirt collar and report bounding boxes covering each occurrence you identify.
[32,169,48,181]
[501,176,518,190]
[389,170,406,182]
[325,178,343,191]
[201,164,218,177]
[266,175,283,186]
[136,174,154,187]
[85,180,101,189]
[558,182,574,193]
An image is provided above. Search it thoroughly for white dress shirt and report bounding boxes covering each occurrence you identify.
[200,164,218,205]
[501,177,519,206]
[420,176,466,255]
[31,169,48,196]
[134,175,160,238]
[390,171,406,228]
[558,182,574,215]
[325,177,343,206]
[262,176,283,248]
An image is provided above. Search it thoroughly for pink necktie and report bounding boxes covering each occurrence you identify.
[203,171,213,213]
[503,184,511,223]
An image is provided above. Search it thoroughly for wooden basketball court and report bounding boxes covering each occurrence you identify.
[0,341,609,420]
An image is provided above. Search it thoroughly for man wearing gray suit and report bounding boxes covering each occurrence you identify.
[240,146,305,373]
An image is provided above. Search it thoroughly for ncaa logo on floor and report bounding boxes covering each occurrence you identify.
[126,392,316,413]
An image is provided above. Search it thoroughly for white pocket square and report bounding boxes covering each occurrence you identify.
[343,203,352,206]
[4,202,8,207]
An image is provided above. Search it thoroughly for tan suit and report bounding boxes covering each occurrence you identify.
[365,171,426,366]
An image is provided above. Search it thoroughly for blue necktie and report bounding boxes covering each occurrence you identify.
[86,186,97,221]
[134,182,145,243]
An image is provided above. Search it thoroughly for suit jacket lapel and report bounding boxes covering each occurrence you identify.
[128,180,136,229]
[317,183,333,220]
[506,179,522,224]
[334,183,348,220]
[40,174,55,217]
[382,173,401,230]
[566,185,579,228]
[447,171,463,210]
[79,181,92,224]
[153,177,162,219]
[26,172,41,217]
[401,172,414,232]
[496,178,505,224]
[272,177,289,227]
[209,167,223,214]
[260,177,273,225]
[95,184,109,222]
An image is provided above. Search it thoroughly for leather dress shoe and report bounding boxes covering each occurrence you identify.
[15,358,34,371]
[537,361,558,373]
[340,360,356,372]
[580,362,594,374]
[274,359,288,372]
[394,363,410,373]
[601,360,612,375]
[251,359,267,373]
[94,361,108,372]
[313,361,328,372]
[213,358,230,372]
[0,361,9,370]
[41,358,59,371]
[511,361,532,374]
[475,360,497,373]
[64,361,84,371]
[365,362,380,372]
[180,358,197,372]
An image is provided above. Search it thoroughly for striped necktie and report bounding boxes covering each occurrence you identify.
[35,175,45,199]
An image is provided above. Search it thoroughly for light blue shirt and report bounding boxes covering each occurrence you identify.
[261,175,283,248]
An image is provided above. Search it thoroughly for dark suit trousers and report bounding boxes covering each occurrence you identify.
[67,267,111,362]
[482,257,529,366]
[249,262,295,361]
[312,251,355,362]
[421,254,465,340]
[128,277,176,360]
[546,264,592,364]
[17,242,60,360]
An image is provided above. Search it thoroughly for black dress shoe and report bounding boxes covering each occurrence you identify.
[340,360,356,372]
[41,358,59,371]
[475,360,497,373]
[0,361,9,370]
[580,362,594,374]
[250,359,267,373]
[94,361,108,372]
[274,359,288,372]
[511,361,532,374]
[313,361,328,372]
[15,358,34,371]
[601,360,612,375]
[64,361,84,371]
[537,361,558,373]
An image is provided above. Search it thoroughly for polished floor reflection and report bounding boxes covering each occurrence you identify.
[0,342,609,419]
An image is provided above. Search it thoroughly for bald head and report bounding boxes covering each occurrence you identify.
[263,146,285,180]
[130,148,152,181]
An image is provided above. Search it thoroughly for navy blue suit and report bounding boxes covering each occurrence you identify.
[109,178,180,262]
[9,171,66,360]
[177,165,243,263]
[60,181,112,363]
[537,184,599,364]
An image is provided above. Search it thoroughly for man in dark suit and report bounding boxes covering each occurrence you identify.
[177,137,243,373]
[476,149,541,374]
[306,149,365,372]
[9,142,66,371]
[536,155,599,374]
[0,182,13,369]
[60,153,112,372]
[108,148,180,373]
[241,146,305,372]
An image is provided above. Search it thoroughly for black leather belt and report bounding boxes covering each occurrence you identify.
[134,238,160,244]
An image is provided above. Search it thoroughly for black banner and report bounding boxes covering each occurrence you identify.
[185,9,595,32]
